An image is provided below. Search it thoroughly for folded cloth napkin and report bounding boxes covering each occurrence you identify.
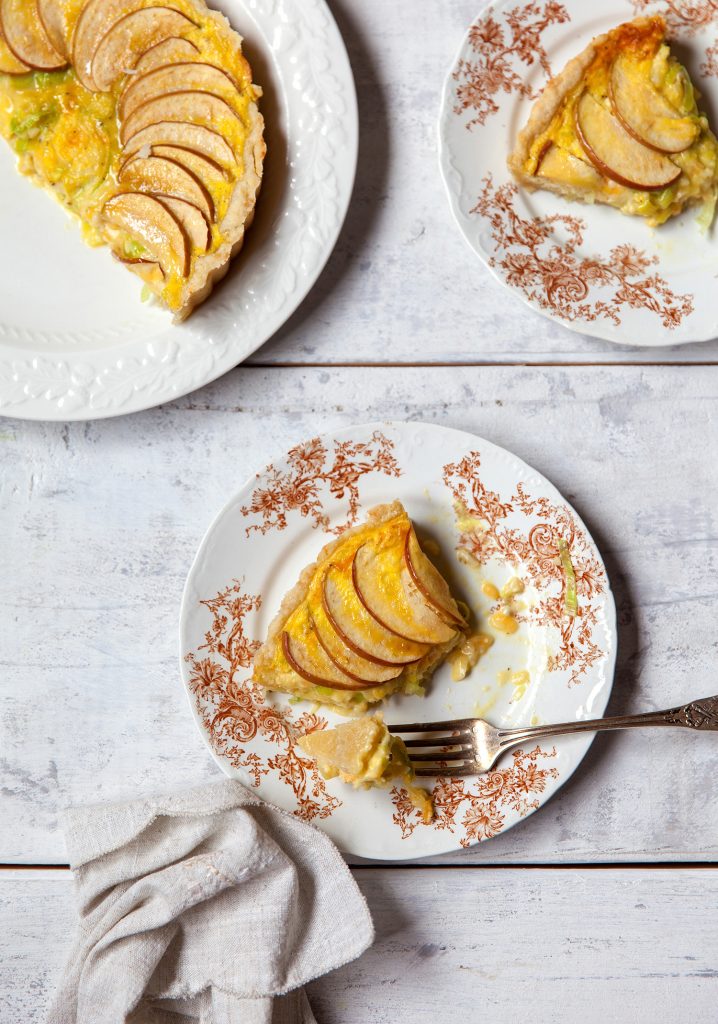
[48,780,374,1024]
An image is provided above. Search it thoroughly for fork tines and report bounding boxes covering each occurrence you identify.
[389,719,477,777]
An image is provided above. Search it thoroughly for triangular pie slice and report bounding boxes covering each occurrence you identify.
[298,714,433,822]
[0,0,265,321]
[508,16,718,226]
[252,501,466,711]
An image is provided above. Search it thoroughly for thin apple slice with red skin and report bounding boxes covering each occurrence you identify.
[92,8,198,92]
[119,91,243,147]
[113,254,165,286]
[135,34,198,74]
[119,154,214,220]
[151,143,229,185]
[0,19,31,73]
[309,586,404,684]
[123,121,238,172]
[609,54,699,155]
[353,538,458,645]
[36,0,68,58]
[119,62,240,122]
[72,0,186,89]
[404,529,465,628]
[103,191,190,278]
[154,194,210,251]
[575,91,681,192]
[281,631,377,692]
[323,564,428,666]
[0,0,66,70]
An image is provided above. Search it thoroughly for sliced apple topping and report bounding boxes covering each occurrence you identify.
[103,191,190,278]
[536,144,603,188]
[119,153,214,220]
[119,62,241,122]
[323,565,428,666]
[134,34,199,74]
[281,628,376,692]
[310,587,404,684]
[123,121,238,173]
[609,54,700,155]
[36,0,68,58]
[113,254,165,286]
[404,529,465,627]
[151,143,229,185]
[0,0,66,71]
[575,91,681,191]
[0,18,30,73]
[154,194,210,251]
[92,8,199,92]
[353,538,458,645]
[119,91,243,146]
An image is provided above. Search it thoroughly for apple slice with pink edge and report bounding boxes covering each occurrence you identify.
[0,0,66,70]
[403,528,465,628]
[119,61,240,122]
[309,584,404,684]
[92,7,198,91]
[281,630,378,692]
[123,121,238,172]
[575,91,681,191]
[119,91,243,147]
[322,564,429,666]
[119,153,214,221]
[103,191,190,278]
[609,54,699,155]
[135,34,199,73]
[352,538,458,645]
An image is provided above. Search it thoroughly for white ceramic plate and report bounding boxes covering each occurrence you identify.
[439,0,718,346]
[180,421,617,860]
[0,0,357,420]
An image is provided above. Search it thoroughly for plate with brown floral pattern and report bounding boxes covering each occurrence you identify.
[439,0,718,346]
[179,421,617,860]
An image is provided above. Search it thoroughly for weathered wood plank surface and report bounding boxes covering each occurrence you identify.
[247,0,718,367]
[1,868,716,1022]
[2,365,718,864]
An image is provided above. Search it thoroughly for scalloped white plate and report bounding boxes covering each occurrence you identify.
[439,0,718,346]
[179,421,617,860]
[0,0,357,420]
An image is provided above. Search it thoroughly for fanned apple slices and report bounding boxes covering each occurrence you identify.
[0,0,265,321]
[508,16,718,227]
[252,502,466,710]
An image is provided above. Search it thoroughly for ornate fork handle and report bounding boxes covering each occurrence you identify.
[497,695,718,751]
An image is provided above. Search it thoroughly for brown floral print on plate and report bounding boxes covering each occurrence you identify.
[180,422,616,860]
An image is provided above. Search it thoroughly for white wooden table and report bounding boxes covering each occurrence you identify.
[2,1,718,1019]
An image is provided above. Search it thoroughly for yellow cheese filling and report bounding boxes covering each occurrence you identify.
[524,25,718,226]
[0,2,259,311]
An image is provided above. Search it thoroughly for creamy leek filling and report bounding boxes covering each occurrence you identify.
[526,42,718,226]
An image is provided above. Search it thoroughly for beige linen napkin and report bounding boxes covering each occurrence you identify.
[48,780,374,1024]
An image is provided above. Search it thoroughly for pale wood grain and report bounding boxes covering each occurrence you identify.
[1,868,716,1022]
[2,366,718,864]
[247,0,718,367]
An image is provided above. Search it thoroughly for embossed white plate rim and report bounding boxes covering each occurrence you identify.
[0,0,358,420]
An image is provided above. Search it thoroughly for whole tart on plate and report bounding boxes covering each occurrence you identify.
[508,15,718,226]
[252,501,466,711]
[0,0,265,320]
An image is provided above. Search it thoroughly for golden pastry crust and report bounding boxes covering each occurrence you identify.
[252,501,463,709]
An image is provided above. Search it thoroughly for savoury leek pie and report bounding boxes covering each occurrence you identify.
[0,0,265,320]
[298,714,433,822]
[252,501,466,711]
[508,15,718,226]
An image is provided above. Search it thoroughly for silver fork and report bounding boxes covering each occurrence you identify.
[391,694,718,776]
